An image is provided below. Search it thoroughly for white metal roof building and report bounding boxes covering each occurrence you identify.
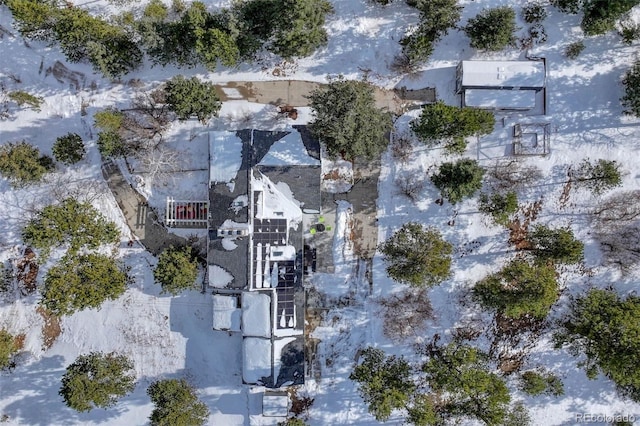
[457,60,546,91]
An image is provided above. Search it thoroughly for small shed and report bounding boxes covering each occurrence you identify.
[456,60,546,92]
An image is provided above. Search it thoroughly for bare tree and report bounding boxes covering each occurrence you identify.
[378,287,435,341]
[135,145,185,184]
[592,190,640,271]
[395,174,425,202]
[390,132,414,163]
[486,159,543,192]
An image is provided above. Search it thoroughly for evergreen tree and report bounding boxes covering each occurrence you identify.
[519,371,564,397]
[147,378,209,426]
[573,159,622,194]
[421,342,511,425]
[164,75,221,123]
[53,133,85,165]
[59,352,135,412]
[411,101,495,150]
[269,0,333,59]
[154,246,199,295]
[0,330,18,370]
[308,78,393,160]
[350,347,416,421]
[431,159,485,204]
[0,141,53,187]
[97,132,127,157]
[555,289,640,401]
[41,253,128,316]
[401,0,461,65]
[473,259,558,319]
[379,222,453,287]
[464,7,517,51]
[5,0,58,40]
[22,198,120,257]
[478,191,518,226]
[94,108,125,133]
[528,225,584,264]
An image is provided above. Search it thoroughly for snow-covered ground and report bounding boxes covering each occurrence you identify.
[2,0,640,424]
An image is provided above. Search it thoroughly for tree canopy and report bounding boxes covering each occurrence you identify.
[555,288,640,401]
[623,60,640,117]
[0,330,19,370]
[60,352,136,412]
[528,225,584,264]
[349,347,416,421]
[478,191,518,226]
[473,259,559,319]
[147,378,210,426]
[573,159,623,195]
[53,133,85,165]
[153,245,199,295]
[464,7,517,51]
[308,78,393,160]
[22,198,120,257]
[411,101,495,151]
[164,75,221,123]
[431,159,485,204]
[379,222,453,287]
[0,141,54,187]
[41,253,128,316]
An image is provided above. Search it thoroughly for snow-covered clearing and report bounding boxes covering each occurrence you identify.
[1,0,640,424]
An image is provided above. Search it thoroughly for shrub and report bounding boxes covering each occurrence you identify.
[619,20,640,44]
[308,78,393,160]
[154,245,199,295]
[564,40,585,59]
[164,75,221,123]
[60,352,135,412]
[0,141,54,186]
[42,254,128,316]
[22,198,120,257]
[7,90,44,111]
[53,133,85,164]
[528,225,584,264]
[379,222,453,287]
[473,259,558,319]
[431,158,485,204]
[148,378,209,426]
[94,108,125,133]
[519,371,564,396]
[0,330,19,370]
[478,191,518,226]
[555,289,640,401]
[522,1,548,23]
[464,7,518,51]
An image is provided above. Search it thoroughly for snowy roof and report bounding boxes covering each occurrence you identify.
[252,172,302,224]
[209,131,244,184]
[243,337,272,384]
[242,292,272,338]
[212,295,241,331]
[257,129,321,167]
[208,265,234,288]
[262,393,289,417]
[460,61,545,89]
[269,245,296,261]
[464,89,537,110]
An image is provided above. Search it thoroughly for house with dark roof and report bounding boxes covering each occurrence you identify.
[207,126,321,389]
